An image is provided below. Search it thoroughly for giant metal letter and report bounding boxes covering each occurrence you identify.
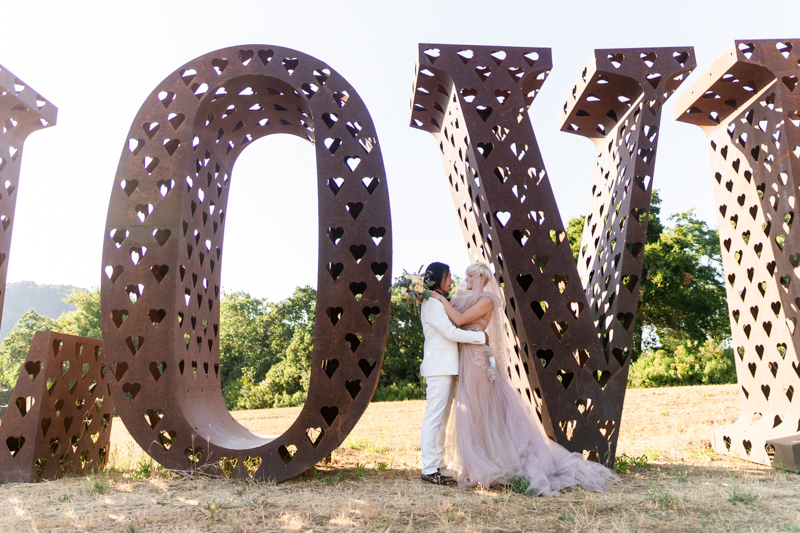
[410,45,693,463]
[102,46,391,480]
[676,40,800,470]
[0,66,56,329]
[0,66,113,482]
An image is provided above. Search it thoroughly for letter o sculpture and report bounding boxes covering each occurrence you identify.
[101,46,391,480]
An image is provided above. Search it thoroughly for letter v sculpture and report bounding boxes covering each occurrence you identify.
[410,44,694,464]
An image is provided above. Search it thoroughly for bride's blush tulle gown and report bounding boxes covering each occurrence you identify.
[443,289,619,496]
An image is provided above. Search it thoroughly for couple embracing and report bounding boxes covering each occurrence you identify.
[419,261,618,496]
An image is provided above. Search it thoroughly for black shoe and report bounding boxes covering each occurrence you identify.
[421,471,456,486]
[437,468,456,483]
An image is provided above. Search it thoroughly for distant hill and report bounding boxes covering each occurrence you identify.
[0,281,81,340]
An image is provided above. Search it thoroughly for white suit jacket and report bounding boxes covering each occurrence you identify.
[420,298,486,377]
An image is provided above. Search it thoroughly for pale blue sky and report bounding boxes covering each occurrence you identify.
[1,0,796,301]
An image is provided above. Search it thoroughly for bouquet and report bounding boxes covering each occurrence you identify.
[396,266,436,313]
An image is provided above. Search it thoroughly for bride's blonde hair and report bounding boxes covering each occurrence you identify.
[466,262,493,287]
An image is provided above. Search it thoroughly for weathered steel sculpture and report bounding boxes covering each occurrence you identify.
[0,332,112,482]
[0,66,113,481]
[102,46,391,480]
[676,40,800,471]
[0,66,57,329]
[410,45,694,463]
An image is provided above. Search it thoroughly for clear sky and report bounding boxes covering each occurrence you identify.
[1,0,797,302]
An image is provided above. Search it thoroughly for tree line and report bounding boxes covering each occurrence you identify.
[0,191,736,404]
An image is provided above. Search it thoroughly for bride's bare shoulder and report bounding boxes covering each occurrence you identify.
[477,292,500,305]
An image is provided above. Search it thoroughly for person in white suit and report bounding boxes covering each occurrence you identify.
[419,262,487,485]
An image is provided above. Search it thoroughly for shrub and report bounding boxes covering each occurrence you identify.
[628,339,736,388]
[232,343,311,410]
[372,378,426,402]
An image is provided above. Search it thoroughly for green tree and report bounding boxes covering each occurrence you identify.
[636,210,729,355]
[382,287,424,386]
[53,288,101,339]
[219,291,271,404]
[644,190,665,244]
[220,286,316,409]
[235,322,313,409]
[0,310,55,388]
[374,285,426,401]
[566,216,586,263]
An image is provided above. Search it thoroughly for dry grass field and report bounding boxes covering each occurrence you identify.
[1,384,799,532]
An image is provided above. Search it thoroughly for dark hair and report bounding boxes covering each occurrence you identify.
[424,262,450,294]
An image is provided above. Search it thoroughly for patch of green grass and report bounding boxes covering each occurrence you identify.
[509,475,530,495]
[90,478,108,494]
[131,459,153,480]
[690,442,716,461]
[614,453,650,473]
[322,471,348,485]
[354,463,366,478]
[643,446,662,461]
[726,481,758,505]
[117,525,137,533]
[346,437,385,453]
[557,510,575,522]
[674,464,692,483]
[646,481,675,510]
[206,500,226,525]
[376,461,388,471]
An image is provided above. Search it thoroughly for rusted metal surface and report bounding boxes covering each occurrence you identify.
[0,66,57,331]
[410,44,693,464]
[0,66,110,482]
[675,40,800,470]
[0,331,112,482]
[102,45,391,480]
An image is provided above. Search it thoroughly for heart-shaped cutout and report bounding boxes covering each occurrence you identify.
[327,262,343,281]
[257,49,274,65]
[320,405,339,426]
[363,306,380,325]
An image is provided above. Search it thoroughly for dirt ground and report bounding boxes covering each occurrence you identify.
[1,384,799,532]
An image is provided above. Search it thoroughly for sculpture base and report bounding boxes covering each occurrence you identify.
[712,426,800,472]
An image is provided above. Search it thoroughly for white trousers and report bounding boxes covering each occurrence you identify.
[420,375,456,475]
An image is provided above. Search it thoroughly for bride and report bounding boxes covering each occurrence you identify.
[429,262,618,496]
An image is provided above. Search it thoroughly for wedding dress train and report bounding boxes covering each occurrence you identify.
[443,289,619,496]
